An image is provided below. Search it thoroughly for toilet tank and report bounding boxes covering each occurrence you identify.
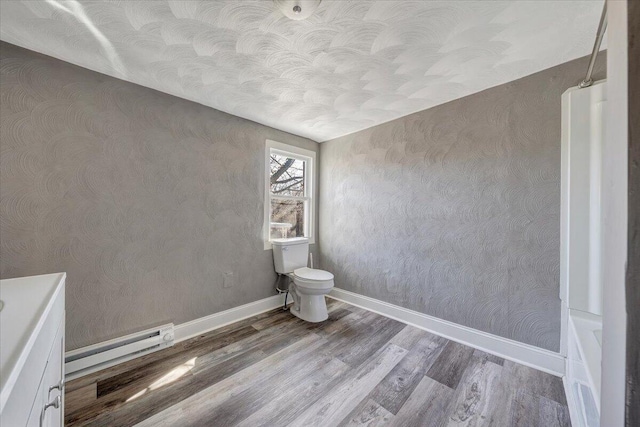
[272,237,309,274]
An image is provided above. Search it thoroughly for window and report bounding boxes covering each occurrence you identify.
[264,140,315,249]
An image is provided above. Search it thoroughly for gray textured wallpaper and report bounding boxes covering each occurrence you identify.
[319,54,605,352]
[0,42,318,351]
[0,38,607,354]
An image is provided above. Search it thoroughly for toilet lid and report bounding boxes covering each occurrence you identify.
[294,267,334,281]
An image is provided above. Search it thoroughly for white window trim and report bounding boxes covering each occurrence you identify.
[264,140,316,250]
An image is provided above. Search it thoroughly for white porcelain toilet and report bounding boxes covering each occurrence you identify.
[272,237,334,322]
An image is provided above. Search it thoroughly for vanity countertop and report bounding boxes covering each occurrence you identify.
[0,273,66,412]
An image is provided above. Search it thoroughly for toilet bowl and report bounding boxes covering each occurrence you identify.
[271,238,334,323]
[289,267,334,322]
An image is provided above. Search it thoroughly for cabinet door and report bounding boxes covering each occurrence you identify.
[25,374,45,427]
[41,319,64,427]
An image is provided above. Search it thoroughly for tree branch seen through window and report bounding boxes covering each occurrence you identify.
[270,154,304,197]
[269,152,307,239]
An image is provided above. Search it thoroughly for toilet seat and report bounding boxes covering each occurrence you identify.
[289,267,334,322]
[294,267,333,281]
[293,268,334,289]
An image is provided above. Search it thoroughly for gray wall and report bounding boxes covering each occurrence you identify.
[0,42,318,351]
[0,38,609,355]
[627,1,639,422]
[319,54,605,352]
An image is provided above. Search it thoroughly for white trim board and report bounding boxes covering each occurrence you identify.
[175,293,288,343]
[563,374,584,427]
[328,287,565,376]
[66,289,564,379]
[65,293,289,379]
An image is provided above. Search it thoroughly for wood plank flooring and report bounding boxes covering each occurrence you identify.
[65,299,571,426]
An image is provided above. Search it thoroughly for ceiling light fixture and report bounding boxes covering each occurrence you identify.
[273,0,321,20]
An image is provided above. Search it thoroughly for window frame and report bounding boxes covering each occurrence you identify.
[264,140,316,250]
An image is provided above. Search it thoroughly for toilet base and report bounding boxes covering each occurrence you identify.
[290,294,329,323]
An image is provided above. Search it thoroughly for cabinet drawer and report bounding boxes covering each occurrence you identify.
[1,289,64,427]
[25,372,45,427]
[41,318,64,427]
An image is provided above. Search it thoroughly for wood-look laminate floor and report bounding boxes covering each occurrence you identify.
[65,299,571,427]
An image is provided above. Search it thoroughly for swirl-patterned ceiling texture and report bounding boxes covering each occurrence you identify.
[0,0,603,142]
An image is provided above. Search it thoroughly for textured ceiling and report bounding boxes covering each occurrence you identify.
[0,0,604,142]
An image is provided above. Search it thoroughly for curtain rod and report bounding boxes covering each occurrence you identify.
[579,1,608,89]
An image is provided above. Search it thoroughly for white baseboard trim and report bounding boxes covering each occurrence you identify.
[67,289,564,379]
[174,293,288,343]
[65,293,288,379]
[328,287,566,376]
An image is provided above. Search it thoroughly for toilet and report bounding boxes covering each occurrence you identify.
[271,237,334,322]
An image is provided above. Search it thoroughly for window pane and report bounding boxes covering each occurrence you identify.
[270,153,305,197]
[270,199,305,239]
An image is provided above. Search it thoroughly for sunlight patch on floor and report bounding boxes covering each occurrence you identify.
[126,357,197,402]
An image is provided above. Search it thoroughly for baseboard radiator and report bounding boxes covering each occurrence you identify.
[65,324,175,380]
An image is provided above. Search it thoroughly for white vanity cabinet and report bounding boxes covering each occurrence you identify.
[0,273,66,427]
